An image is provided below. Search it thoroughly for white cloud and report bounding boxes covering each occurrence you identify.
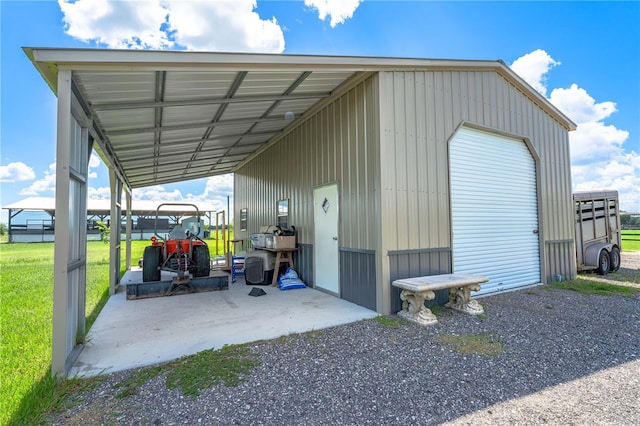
[572,152,640,212]
[17,155,108,196]
[194,174,235,213]
[167,1,284,52]
[510,49,560,97]
[132,185,184,201]
[19,163,56,195]
[87,153,103,180]
[88,186,111,200]
[58,0,285,53]
[304,0,362,27]
[511,49,640,213]
[201,174,233,198]
[544,76,634,209]
[565,120,629,164]
[59,0,172,49]
[549,84,617,124]
[89,153,101,169]
[122,175,235,217]
[0,162,35,182]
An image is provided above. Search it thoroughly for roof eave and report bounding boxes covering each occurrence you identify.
[494,60,577,131]
[23,47,60,95]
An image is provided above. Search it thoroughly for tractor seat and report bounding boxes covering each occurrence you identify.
[167,225,186,240]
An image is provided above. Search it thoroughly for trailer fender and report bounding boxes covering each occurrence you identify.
[584,243,614,268]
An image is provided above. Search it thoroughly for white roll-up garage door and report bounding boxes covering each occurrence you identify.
[450,127,541,295]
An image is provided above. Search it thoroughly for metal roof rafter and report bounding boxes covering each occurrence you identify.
[127,162,238,180]
[113,130,279,153]
[119,145,264,165]
[123,154,231,173]
[129,168,235,187]
[182,71,248,178]
[212,71,312,171]
[153,71,167,182]
[90,92,330,111]
[106,115,284,137]
[121,143,266,168]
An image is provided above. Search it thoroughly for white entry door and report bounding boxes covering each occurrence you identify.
[314,184,340,294]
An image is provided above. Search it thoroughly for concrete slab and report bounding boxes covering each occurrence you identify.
[70,268,378,378]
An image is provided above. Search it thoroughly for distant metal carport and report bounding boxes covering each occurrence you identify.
[2,197,217,242]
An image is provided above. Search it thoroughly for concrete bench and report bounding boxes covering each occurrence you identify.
[392,273,488,325]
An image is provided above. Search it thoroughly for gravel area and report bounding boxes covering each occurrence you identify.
[47,257,640,426]
[617,252,640,281]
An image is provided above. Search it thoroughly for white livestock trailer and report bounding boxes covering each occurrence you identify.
[574,190,621,275]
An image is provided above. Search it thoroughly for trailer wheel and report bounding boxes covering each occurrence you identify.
[143,246,162,282]
[193,244,210,277]
[608,246,621,272]
[596,250,610,275]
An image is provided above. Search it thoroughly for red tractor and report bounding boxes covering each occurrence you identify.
[142,203,210,292]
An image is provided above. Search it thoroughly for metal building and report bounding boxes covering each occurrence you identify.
[235,69,577,314]
[26,48,576,375]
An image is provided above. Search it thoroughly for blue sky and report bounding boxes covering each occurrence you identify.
[1,0,639,224]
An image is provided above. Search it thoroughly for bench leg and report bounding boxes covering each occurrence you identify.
[397,289,438,325]
[445,284,484,315]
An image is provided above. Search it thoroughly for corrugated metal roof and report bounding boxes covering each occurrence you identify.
[75,67,356,188]
[24,48,576,191]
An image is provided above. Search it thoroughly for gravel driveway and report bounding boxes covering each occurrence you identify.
[48,256,640,425]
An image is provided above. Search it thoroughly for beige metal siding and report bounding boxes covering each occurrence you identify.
[234,74,380,251]
[378,70,575,279]
[379,71,452,252]
[235,69,575,314]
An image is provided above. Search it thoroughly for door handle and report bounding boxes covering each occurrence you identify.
[332,237,338,240]
[533,229,539,234]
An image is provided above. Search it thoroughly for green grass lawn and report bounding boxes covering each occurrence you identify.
[1,243,58,425]
[622,230,640,252]
[0,241,132,425]
[0,237,229,425]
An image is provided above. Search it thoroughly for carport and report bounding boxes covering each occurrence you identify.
[26,47,382,376]
[2,197,218,242]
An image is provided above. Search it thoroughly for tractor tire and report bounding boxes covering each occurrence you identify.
[142,246,162,282]
[193,244,210,277]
